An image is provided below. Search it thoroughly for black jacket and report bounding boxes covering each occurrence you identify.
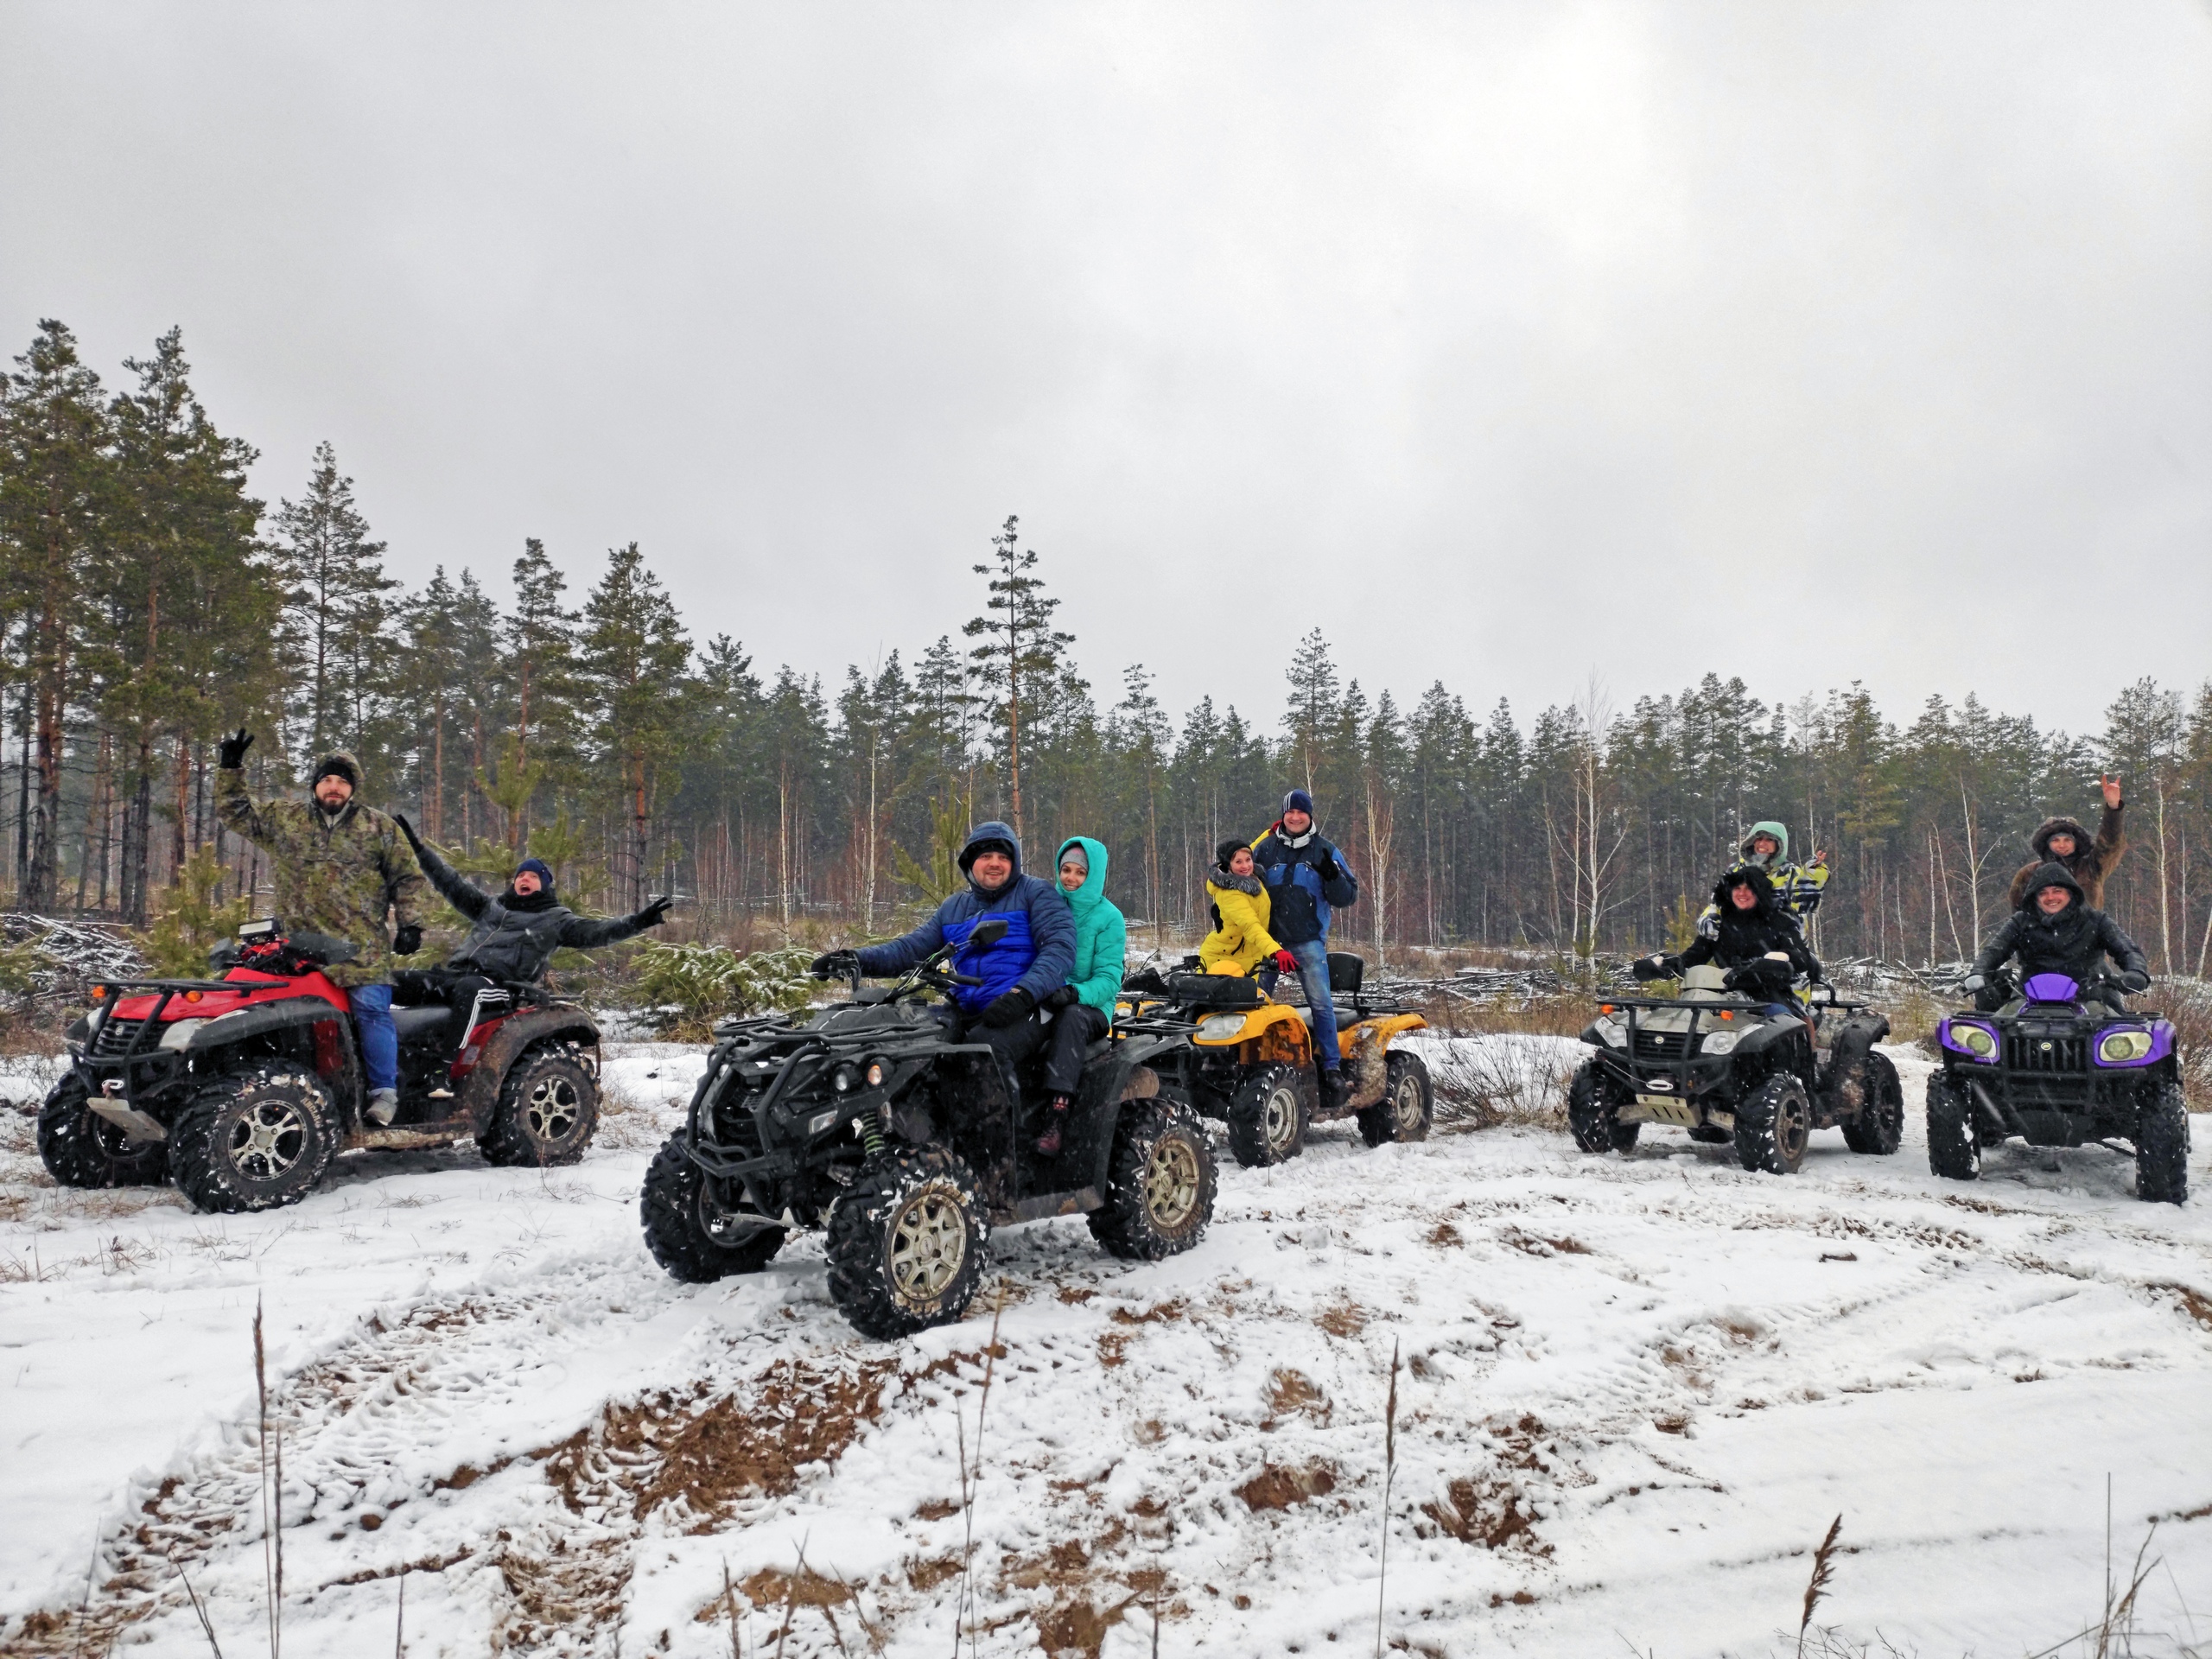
[405,829,658,983]
[1250,823,1359,947]
[1675,868,1823,993]
[1973,862,2146,987]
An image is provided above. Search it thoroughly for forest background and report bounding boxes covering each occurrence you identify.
[5,317,2209,978]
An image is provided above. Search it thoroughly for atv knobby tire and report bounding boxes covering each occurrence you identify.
[480,1043,599,1167]
[169,1067,339,1214]
[1090,1096,1217,1261]
[1839,1050,1904,1156]
[2135,1080,2190,1205]
[1924,1073,1979,1181]
[37,1074,169,1189]
[639,1133,786,1281]
[826,1145,989,1339]
[1734,1073,1811,1175]
[1567,1059,1639,1154]
[1357,1051,1434,1148]
[1228,1061,1308,1167]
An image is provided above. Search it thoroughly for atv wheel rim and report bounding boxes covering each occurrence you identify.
[1777,1092,1810,1163]
[228,1099,308,1181]
[1390,1074,1424,1135]
[1264,1084,1300,1152]
[887,1185,968,1305]
[524,1076,582,1144]
[1144,1136,1202,1230]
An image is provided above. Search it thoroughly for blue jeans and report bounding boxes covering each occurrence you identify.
[350,982,398,1093]
[1262,940,1344,1070]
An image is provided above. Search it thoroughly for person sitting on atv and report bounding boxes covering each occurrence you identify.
[1642,867,1824,1017]
[1252,790,1361,1109]
[1696,821,1827,941]
[1966,861,2148,1013]
[391,816,674,1022]
[2006,774,2126,911]
[812,821,1076,1111]
[1032,836,1128,1156]
[215,731,425,1125]
[1198,838,1297,979]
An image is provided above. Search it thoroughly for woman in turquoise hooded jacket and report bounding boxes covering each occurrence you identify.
[1035,835,1128,1154]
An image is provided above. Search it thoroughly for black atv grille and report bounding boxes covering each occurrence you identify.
[1633,1030,1688,1061]
[2004,1033,2088,1075]
[90,1017,148,1057]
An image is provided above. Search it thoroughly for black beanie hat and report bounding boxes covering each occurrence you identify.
[1215,837,1249,871]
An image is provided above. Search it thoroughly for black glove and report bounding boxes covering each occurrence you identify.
[810,950,858,981]
[1040,984,1079,1012]
[391,925,423,957]
[979,988,1034,1028]
[1961,973,1986,994]
[393,812,421,844]
[2120,969,2151,993]
[217,728,254,770]
[638,895,675,928]
[1630,954,1674,983]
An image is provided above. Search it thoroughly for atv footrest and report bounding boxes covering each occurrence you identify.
[353,1120,475,1151]
[995,1185,1103,1225]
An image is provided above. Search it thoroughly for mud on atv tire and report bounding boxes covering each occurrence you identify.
[826,1145,989,1339]
[1924,1072,1979,1181]
[1090,1096,1217,1261]
[1357,1052,1434,1148]
[1839,1050,1904,1156]
[169,1067,339,1214]
[480,1042,599,1167]
[1228,1060,1308,1167]
[639,1133,786,1281]
[1567,1059,1639,1154]
[37,1074,169,1188]
[1734,1073,1811,1175]
[2135,1080,2190,1205]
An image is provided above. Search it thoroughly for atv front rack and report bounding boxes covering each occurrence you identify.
[1592,993,1774,1099]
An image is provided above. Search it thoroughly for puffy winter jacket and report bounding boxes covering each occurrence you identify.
[1251,823,1358,947]
[1055,836,1128,1016]
[856,821,1077,1015]
[1696,820,1827,940]
[1674,868,1824,995]
[403,824,661,983]
[2005,803,2126,912]
[1974,862,2147,988]
[1198,870,1281,976]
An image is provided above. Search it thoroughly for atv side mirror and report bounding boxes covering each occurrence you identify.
[969,918,1009,950]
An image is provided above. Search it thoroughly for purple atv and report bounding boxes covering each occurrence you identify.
[1928,971,2189,1203]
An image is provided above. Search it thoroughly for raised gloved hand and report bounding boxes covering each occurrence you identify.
[638,895,675,928]
[393,812,422,843]
[1040,984,1079,1012]
[2120,969,2151,993]
[391,924,423,957]
[810,950,858,982]
[979,988,1034,1028]
[217,728,255,770]
[1630,953,1675,983]
[1272,949,1298,974]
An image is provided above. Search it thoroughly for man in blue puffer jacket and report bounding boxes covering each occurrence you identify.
[815,821,1076,1106]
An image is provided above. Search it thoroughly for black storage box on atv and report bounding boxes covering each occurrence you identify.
[1567,965,1903,1174]
[37,918,602,1213]
[639,920,1218,1339]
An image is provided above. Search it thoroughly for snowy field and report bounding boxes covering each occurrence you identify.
[3,1039,2209,1657]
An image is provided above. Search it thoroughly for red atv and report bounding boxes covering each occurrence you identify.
[37,918,602,1213]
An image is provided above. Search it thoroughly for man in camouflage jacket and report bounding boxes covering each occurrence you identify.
[215,731,425,1123]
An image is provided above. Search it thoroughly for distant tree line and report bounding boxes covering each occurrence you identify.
[4,318,2209,969]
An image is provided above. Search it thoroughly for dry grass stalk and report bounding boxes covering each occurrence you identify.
[952,1288,1007,1658]
[391,1569,404,1659]
[721,1559,744,1658]
[172,1556,225,1657]
[1376,1338,1401,1658]
[1797,1514,1841,1654]
[252,1296,282,1659]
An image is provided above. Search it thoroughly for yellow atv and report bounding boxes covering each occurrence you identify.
[1126,953,1432,1166]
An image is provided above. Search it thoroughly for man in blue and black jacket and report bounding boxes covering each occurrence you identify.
[814,821,1076,1104]
[1252,789,1361,1108]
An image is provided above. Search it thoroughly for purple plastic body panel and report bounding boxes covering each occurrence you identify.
[2021,973,2081,1004]
[1938,1016,1998,1059]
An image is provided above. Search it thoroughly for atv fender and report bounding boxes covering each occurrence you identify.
[453,1006,601,1131]
[1726,1017,1805,1059]
[1338,1014,1427,1109]
[185,997,348,1050]
[1815,1014,1891,1112]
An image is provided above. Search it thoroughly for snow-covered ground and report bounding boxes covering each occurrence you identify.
[3,1039,2209,1657]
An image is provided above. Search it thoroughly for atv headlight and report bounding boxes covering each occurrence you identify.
[864,1058,888,1088]
[1196,1014,1248,1041]
[158,1019,208,1052]
[1594,1017,1626,1047]
[2098,1028,2154,1065]
[1698,1028,1740,1056]
[831,1065,855,1093]
[1951,1023,1998,1060]
[807,1107,843,1136]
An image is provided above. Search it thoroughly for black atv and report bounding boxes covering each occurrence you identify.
[1567,964,1902,1174]
[1928,969,2188,1203]
[639,919,1218,1338]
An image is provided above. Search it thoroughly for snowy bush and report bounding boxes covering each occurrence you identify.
[631,941,817,1037]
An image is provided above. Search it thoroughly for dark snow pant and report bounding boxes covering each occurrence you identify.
[942,1005,1049,1109]
[1042,1003,1109,1097]
[394,969,500,1032]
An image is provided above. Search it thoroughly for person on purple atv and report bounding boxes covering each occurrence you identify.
[810,821,1077,1109]
[1965,862,2149,1014]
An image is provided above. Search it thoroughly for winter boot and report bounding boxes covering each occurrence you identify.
[1319,1068,1351,1110]
[365,1088,400,1127]
[1036,1096,1071,1156]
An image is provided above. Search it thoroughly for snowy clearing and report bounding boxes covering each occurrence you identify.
[3,1039,2209,1657]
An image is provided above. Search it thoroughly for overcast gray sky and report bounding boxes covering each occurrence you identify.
[4,2,2208,741]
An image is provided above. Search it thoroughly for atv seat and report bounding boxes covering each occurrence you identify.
[1167,972,1262,1009]
[391,1005,456,1043]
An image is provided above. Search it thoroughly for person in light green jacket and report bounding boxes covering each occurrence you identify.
[1034,835,1127,1155]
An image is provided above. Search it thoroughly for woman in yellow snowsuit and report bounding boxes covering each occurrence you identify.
[1198,837,1298,977]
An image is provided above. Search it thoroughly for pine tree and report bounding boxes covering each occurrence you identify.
[505,537,582,800]
[963,516,1073,848]
[1283,629,1341,798]
[576,543,692,907]
[273,442,391,758]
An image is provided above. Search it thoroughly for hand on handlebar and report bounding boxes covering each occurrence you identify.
[810,950,859,982]
[2120,969,2151,993]
[1271,949,1297,974]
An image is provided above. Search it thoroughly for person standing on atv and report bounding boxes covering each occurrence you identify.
[1967,862,2148,1013]
[1643,868,1824,1018]
[813,821,1076,1110]
[1198,838,1296,978]
[1696,821,1827,940]
[1251,790,1360,1108]
[391,816,674,1020]
[1032,836,1127,1156]
[2006,775,2126,911]
[214,731,425,1125]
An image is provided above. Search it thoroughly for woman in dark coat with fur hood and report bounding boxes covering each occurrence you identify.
[2006,774,2126,911]
[1637,868,1824,1008]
